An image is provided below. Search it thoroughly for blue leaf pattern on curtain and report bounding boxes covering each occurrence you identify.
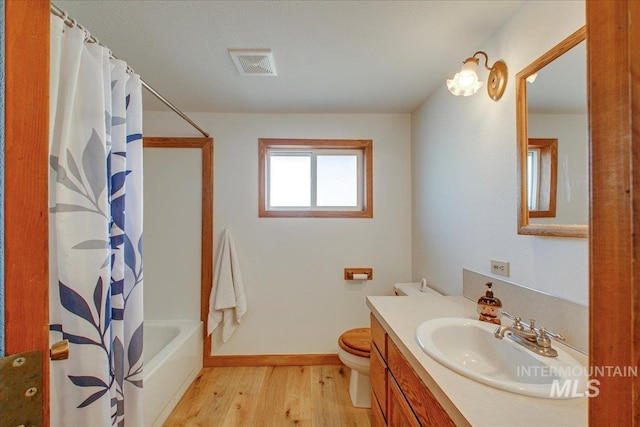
[49,15,144,426]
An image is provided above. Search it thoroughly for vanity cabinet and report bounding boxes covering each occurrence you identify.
[370,313,456,427]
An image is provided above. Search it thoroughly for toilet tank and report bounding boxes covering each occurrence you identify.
[393,281,442,296]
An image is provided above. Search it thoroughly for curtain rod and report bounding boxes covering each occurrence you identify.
[49,2,210,138]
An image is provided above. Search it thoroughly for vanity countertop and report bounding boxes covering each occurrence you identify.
[367,295,588,427]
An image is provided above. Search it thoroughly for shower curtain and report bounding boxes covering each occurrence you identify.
[49,15,144,426]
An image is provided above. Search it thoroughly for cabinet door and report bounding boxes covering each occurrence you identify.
[388,374,421,427]
[371,390,387,427]
[371,344,387,417]
[388,340,456,427]
[371,313,387,357]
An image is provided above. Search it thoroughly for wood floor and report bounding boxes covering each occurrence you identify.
[165,365,372,426]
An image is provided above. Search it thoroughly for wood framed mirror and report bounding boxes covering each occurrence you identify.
[516,26,588,238]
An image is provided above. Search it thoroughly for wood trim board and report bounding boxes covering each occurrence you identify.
[4,1,50,424]
[587,1,640,425]
[204,354,342,367]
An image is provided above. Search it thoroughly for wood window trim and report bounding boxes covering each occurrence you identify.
[527,138,558,218]
[258,139,373,218]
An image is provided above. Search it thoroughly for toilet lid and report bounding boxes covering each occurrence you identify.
[339,328,371,358]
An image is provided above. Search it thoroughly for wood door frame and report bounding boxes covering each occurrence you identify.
[587,1,640,424]
[5,0,50,425]
[143,137,214,360]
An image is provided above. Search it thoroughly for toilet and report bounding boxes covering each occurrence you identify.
[337,281,442,408]
[337,327,371,408]
[393,280,443,296]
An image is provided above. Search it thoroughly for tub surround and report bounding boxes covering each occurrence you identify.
[367,296,587,427]
[143,147,203,323]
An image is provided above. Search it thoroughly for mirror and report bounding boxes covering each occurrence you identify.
[517,26,588,238]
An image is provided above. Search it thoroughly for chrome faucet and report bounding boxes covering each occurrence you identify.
[494,311,565,357]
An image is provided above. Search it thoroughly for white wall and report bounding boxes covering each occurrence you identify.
[144,113,412,354]
[411,1,588,305]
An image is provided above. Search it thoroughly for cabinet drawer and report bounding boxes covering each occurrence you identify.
[370,343,387,418]
[371,313,387,358]
[388,339,456,427]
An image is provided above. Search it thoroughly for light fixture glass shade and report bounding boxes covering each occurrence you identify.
[446,58,483,96]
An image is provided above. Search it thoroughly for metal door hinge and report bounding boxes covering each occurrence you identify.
[0,350,43,427]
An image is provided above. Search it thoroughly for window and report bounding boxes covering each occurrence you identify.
[259,139,373,218]
[526,138,557,218]
[527,148,540,211]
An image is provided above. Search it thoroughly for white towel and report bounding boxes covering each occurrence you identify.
[207,227,247,342]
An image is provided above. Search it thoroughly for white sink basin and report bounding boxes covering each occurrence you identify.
[415,317,587,399]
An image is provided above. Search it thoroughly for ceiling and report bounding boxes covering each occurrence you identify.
[53,0,524,114]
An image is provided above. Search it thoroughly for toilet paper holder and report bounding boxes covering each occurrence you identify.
[344,268,373,281]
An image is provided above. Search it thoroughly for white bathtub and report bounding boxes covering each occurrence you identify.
[143,320,203,427]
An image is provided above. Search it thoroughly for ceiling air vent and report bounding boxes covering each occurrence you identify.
[229,49,277,76]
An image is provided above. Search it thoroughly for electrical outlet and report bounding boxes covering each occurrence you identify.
[491,260,510,277]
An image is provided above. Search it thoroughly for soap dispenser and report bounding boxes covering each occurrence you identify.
[477,282,502,325]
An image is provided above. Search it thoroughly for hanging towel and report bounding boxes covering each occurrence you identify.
[207,227,247,342]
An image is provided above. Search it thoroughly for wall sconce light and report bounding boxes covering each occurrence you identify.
[446,51,508,101]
